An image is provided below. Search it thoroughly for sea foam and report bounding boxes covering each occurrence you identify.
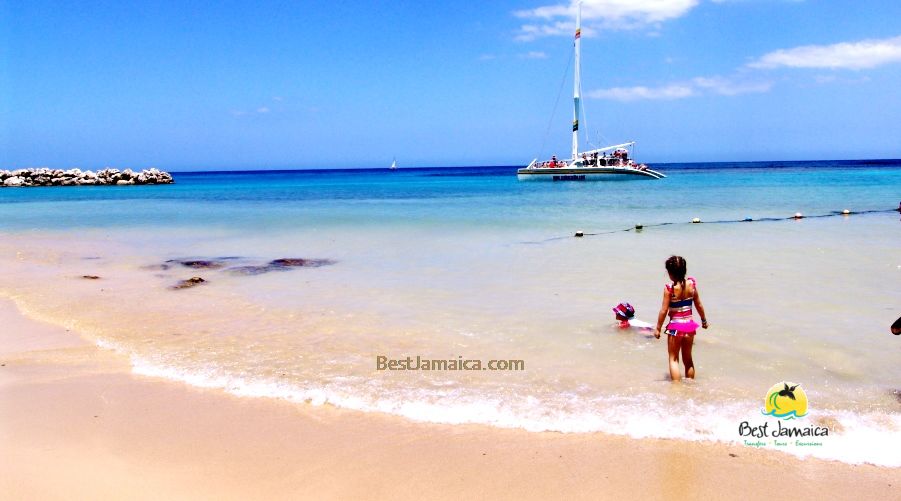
[123,343,901,468]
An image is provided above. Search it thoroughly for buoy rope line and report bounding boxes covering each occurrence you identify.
[519,207,900,244]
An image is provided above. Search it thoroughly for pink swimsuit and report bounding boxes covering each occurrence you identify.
[665,277,700,337]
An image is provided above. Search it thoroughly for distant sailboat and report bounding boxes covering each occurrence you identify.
[390,158,397,170]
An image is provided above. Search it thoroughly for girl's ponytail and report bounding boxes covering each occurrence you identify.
[665,255,688,299]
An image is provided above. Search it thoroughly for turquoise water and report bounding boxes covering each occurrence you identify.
[2,161,899,233]
[1,160,900,466]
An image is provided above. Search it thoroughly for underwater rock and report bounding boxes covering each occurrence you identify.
[226,258,335,276]
[171,277,206,290]
[269,258,335,268]
[167,259,227,269]
[226,265,272,276]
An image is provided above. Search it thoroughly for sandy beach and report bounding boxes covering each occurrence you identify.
[1,298,898,500]
[6,0,901,497]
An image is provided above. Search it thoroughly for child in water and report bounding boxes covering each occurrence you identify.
[654,256,708,381]
[612,302,635,328]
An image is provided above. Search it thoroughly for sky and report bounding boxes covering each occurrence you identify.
[2,0,900,170]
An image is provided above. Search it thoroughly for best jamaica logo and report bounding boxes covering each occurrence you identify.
[763,382,808,419]
[739,381,828,447]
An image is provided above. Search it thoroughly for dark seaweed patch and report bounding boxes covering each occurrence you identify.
[226,258,335,276]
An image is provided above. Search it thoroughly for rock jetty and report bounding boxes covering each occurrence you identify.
[0,168,174,187]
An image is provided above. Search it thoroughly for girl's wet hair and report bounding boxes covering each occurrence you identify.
[665,255,687,298]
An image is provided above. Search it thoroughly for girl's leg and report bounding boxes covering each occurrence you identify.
[666,335,682,381]
[681,334,695,379]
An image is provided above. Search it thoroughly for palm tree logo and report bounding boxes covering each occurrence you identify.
[763,382,808,419]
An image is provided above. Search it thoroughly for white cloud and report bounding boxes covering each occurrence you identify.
[514,0,699,40]
[256,107,270,114]
[748,35,901,70]
[520,51,548,59]
[587,84,695,101]
[516,21,580,41]
[478,54,497,61]
[691,76,773,95]
[588,75,771,101]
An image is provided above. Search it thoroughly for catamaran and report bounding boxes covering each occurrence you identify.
[517,4,664,181]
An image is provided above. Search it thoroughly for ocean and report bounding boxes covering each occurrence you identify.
[1,160,900,466]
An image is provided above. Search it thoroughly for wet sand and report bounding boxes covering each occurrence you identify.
[1,299,898,500]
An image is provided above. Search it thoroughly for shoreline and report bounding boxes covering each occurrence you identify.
[1,298,898,500]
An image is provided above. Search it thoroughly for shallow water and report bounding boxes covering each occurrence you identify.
[1,161,900,465]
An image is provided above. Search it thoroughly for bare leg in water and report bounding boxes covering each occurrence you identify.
[667,335,682,381]
[681,334,695,379]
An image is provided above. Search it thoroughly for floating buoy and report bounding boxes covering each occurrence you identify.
[635,224,643,230]
[692,218,701,224]
[743,217,753,222]
[841,209,851,215]
[575,230,584,237]
[793,212,804,219]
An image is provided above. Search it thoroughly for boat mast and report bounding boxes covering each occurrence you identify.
[571,2,582,160]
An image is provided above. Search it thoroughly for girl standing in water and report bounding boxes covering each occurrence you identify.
[654,256,708,381]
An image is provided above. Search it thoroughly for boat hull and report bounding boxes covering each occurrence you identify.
[516,167,665,180]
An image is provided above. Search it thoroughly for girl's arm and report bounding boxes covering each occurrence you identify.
[694,285,708,329]
[654,286,670,339]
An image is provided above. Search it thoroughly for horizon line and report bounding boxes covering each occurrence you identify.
[4,157,900,174]
[164,157,901,174]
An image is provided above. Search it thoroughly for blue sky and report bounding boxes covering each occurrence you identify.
[2,0,900,170]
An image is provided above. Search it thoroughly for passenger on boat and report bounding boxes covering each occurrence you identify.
[549,155,558,168]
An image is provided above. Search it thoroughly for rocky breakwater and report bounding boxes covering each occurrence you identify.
[0,168,174,187]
